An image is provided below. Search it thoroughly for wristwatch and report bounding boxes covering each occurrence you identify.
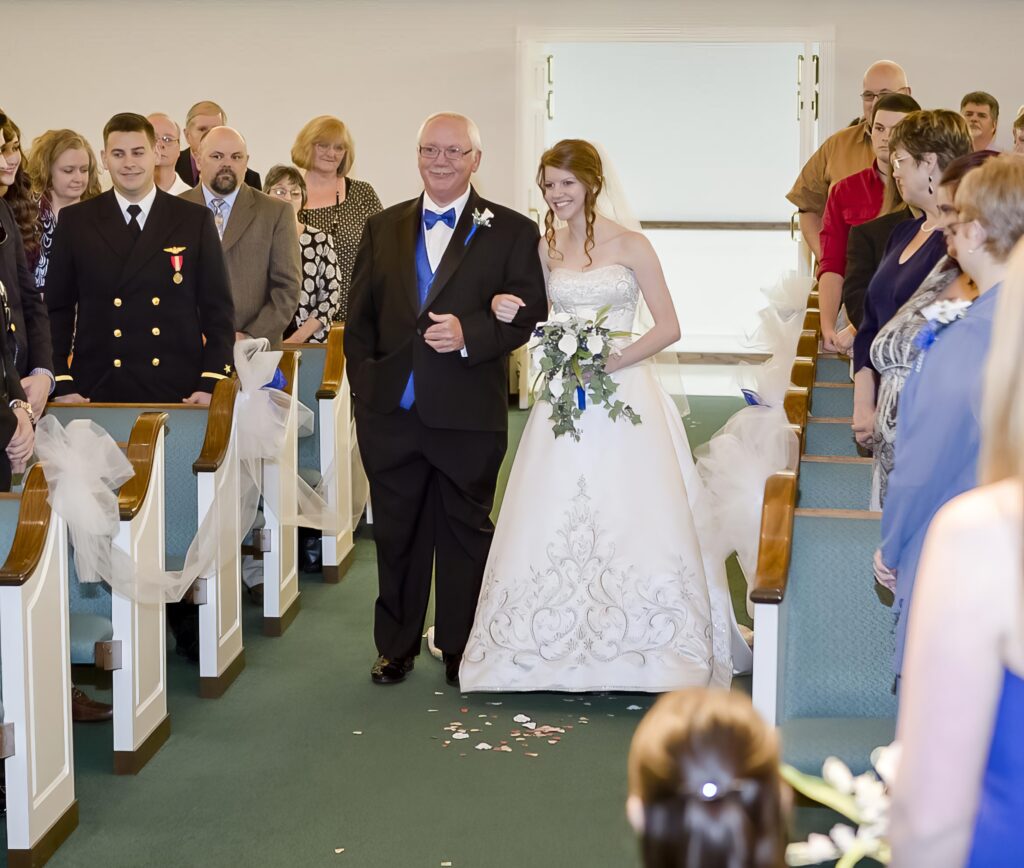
[9,399,35,427]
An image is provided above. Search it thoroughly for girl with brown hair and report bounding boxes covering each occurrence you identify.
[460,139,749,693]
[627,688,787,868]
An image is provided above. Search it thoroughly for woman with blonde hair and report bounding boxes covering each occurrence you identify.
[291,115,381,320]
[876,154,1024,679]
[890,225,1024,867]
[627,689,786,868]
[26,128,102,288]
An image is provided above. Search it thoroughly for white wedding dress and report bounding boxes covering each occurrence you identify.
[460,264,743,693]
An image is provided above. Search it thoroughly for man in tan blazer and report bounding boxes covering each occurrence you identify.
[180,126,299,344]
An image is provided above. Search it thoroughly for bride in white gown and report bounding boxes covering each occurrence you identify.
[459,139,748,692]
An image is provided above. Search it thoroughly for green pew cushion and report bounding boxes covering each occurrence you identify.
[781,716,896,776]
[810,385,853,418]
[798,462,872,511]
[70,613,114,665]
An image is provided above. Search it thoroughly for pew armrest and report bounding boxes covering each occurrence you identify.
[193,377,241,473]
[119,412,169,521]
[784,386,809,429]
[0,465,52,586]
[316,323,346,401]
[278,350,298,397]
[750,471,798,605]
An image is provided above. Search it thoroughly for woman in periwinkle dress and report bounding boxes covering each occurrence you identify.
[459,140,747,693]
[890,233,1024,868]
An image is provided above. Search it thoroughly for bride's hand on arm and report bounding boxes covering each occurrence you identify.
[491,294,525,323]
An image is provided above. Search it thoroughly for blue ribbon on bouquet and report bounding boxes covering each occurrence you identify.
[576,385,586,410]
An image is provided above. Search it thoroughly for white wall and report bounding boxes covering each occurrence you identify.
[6,0,1022,211]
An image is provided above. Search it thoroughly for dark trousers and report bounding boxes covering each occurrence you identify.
[356,404,506,659]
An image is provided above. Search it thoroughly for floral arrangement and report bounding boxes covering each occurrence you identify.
[782,743,901,867]
[531,305,640,441]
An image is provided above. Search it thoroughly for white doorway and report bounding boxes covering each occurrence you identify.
[516,29,833,391]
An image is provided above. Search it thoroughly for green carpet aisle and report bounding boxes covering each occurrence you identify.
[33,396,762,868]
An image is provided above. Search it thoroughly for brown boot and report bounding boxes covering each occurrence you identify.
[71,687,113,722]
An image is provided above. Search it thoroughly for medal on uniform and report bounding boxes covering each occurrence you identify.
[164,246,186,284]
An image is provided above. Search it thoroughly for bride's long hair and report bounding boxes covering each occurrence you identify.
[537,139,604,267]
[628,689,787,868]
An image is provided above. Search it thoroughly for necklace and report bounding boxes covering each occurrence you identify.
[920,220,940,232]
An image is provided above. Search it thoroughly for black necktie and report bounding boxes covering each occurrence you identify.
[127,204,142,240]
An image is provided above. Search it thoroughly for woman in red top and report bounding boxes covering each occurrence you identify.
[819,93,920,353]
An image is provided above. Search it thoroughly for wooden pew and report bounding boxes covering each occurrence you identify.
[48,377,245,699]
[293,325,357,582]
[0,465,78,865]
[259,351,301,635]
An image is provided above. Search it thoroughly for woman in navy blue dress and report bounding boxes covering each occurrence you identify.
[850,110,971,449]
[891,156,1024,867]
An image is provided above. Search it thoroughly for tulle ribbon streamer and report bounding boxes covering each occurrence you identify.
[35,339,351,604]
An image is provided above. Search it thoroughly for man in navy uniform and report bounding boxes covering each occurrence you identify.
[46,112,234,404]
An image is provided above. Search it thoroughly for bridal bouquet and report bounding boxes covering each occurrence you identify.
[531,306,641,442]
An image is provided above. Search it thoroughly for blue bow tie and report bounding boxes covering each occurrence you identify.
[423,208,456,230]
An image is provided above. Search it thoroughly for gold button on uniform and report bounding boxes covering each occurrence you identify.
[152,297,160,306]
[152,327,161,336]
[114,359,122,368]
[152,358,160,367]
[113,329,122,337]
[114,298,122,307]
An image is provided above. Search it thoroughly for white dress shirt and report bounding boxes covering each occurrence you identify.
[113,185,158,230]
[422,187,472,272]
[168,173,193,196]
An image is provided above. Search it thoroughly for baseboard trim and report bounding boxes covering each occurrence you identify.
[199,649,246,699]
[263,594,301,637]
[113,714,171,775]
[8,799,79,868]
[322,546,356,584]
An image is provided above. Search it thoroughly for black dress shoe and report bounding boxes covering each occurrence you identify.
[370,655,414,684]
[442,653,462,687]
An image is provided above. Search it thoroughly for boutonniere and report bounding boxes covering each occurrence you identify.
[913,298,973,352]
[464,208,494,246]
[164,246,187,284]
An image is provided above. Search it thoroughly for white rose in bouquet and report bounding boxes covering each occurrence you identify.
[586,334,604,356]
[557,334,578,356]
[550,312,573,324]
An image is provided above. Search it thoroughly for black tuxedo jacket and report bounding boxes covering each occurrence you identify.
[843,208,912,329]
[44,188,236,402]
[345,188,547,432]
[175,149,262,190]
[0,199,53,377]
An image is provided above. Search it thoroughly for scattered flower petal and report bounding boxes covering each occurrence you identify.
[475,742,492,751]
[452,732,469,740]
[513,714,532,724]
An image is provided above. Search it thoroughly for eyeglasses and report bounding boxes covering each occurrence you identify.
[269,186,304,201]
[315,142,346,154]
[890,154,915,171]
[418,145,474,161]
[860,89,897,102]
[155,135,179,146]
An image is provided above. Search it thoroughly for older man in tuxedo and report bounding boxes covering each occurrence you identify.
[345,112,547,686]
[181,127,299,345]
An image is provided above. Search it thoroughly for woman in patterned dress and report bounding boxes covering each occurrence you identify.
[869,151,995,509]
[26,128,102,289]
[263,165,341,343]
[290,116,382,321]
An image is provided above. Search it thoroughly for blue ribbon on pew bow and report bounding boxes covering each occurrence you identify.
[263,368,286,391]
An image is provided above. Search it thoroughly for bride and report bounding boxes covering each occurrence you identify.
[459,139,746,692]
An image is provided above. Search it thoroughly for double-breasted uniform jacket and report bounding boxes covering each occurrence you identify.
[180,183,300,344]
[0,199,53,377]
[45,188,235,402]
